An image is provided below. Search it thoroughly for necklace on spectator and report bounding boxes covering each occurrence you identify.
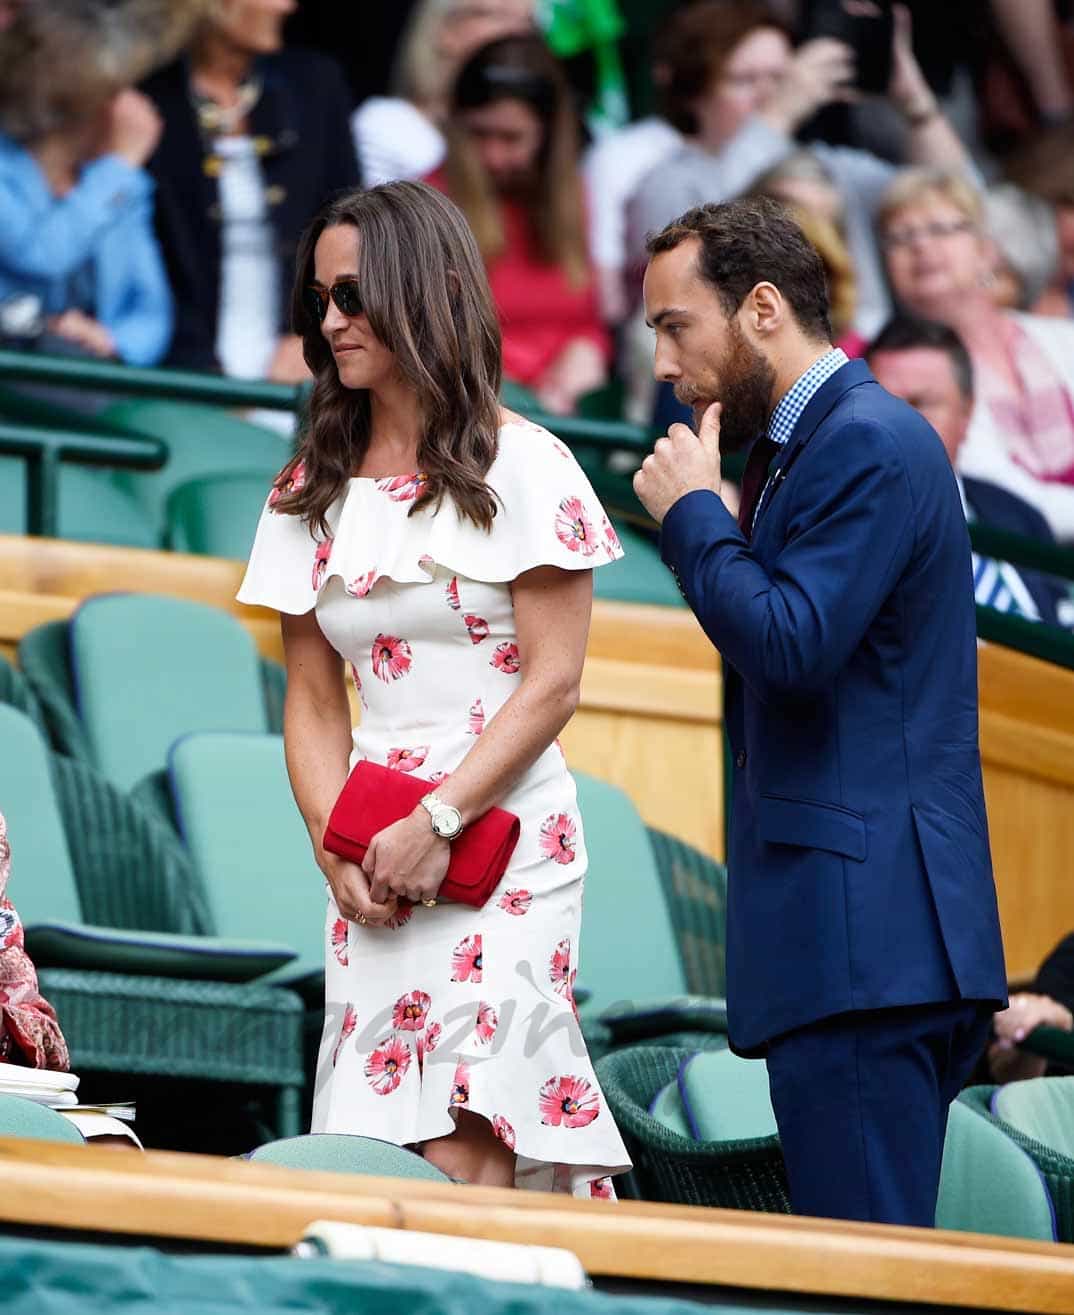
[192,75,263,138]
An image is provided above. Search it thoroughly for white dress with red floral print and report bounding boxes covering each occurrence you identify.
[238,419,631,1198]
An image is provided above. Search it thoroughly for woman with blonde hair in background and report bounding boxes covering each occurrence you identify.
[752,152,862,355]
[429,34,610,415]
[238,181,631,1193]
[0,0,176,364]
[878,167,1074,540]
[352,0,535,188]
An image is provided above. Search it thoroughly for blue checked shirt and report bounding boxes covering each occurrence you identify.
[767,348,849,448]
[751,348,849,530]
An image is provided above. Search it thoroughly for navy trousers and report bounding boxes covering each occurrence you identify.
[764,1000,992,1226]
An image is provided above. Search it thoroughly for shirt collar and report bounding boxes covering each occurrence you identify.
[766,348,849,447]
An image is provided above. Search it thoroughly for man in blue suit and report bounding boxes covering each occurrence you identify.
[867,316,1070,629]
[633,198,1007,1227]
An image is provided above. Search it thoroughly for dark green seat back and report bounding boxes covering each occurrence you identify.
[102,400,291,535]
[69,594,268,792]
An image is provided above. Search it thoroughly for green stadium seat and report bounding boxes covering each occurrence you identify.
[248,1132,452,1182]
[936,1098,1056,1240]
[675,1048,777,1142]
[0,703,305,1137]
[17,617,287,767]
[101,400,291,540]
[166,731,325,994]
[596,1043,789,1209]
[962,1083,1074,1241]
[0,458,158,546]
[573,773,728,1057]
[0,1094,85,1145]
[573,771,688,1016]
[593,522,684,607]
[166,470,278,559]
[68,594,269,792]
[994,1075,1074,1158]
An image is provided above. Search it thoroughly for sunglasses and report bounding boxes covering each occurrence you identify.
[304,278,364,324]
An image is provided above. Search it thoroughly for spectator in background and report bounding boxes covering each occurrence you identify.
[625,0,975,341]
[353,0,535,189]
[0,2,172,366]
[989,933,1074,1084]
[0,812,69,1071]
[582,12,683,325]
[878,168,1074,541]
[751,152,861,354]
[142,0,360,381]
[868,317,1069,628]
[430,35,610,415]
[982,183,1062,318]
[1004,125,1074,319]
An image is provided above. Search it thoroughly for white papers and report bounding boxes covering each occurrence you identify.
[294,1220,588,1289]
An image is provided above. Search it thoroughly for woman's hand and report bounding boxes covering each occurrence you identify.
[364,810,451,905]
[47,309,115,357]
[760,38,857,137]
[887,4,936,121]
[987,992,1073,1083]
[106,89,164,169]
[318,848,399,925]
[992,992,1074,1047]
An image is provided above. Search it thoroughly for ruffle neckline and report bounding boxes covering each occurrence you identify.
[239,422,624,616]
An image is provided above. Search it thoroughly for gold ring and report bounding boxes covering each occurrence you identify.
[422,898,437,908]
[356,913,367,925]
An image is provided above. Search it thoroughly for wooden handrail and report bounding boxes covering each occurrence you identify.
[0,1138,1072,1311]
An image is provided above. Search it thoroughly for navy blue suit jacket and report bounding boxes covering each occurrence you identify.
[661,360,1007,1052]
[963,475,1066,628]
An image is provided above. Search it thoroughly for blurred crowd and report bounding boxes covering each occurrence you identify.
[2,0,1074,582]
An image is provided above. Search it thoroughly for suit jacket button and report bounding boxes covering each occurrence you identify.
[735,749,747,769]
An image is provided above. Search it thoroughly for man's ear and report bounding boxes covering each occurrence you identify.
[745,281,785,336]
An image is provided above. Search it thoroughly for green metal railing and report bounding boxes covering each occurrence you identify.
[0,349,306,413]
[969,522,1074,583]
[0,420,166,538]
[0,351,309,537]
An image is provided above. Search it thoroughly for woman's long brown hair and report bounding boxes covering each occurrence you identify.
[274,182,503,536]
[444,35,589,287]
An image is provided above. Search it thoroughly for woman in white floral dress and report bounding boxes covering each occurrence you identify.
[239,181,631,1195]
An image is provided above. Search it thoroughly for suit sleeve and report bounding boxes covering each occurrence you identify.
[660,421,916,696]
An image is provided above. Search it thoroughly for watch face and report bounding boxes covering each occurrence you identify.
[433,806,461,837]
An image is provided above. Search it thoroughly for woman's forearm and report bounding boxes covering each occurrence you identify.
[283,679,354,856]
[429,672,580,825]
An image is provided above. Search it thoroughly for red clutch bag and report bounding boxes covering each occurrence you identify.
[322,760,521,908]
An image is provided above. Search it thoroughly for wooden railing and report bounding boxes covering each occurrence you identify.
[1,1138,1073,1312]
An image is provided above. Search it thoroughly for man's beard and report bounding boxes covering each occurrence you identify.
[677,320,777,454]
